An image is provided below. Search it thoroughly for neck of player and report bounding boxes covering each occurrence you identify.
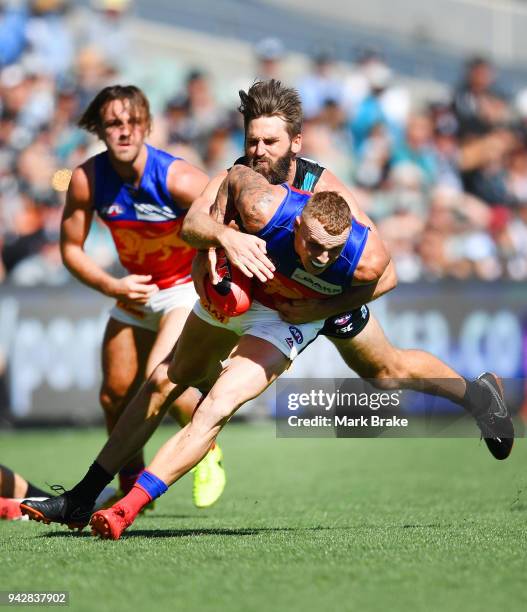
[109,143,148,189]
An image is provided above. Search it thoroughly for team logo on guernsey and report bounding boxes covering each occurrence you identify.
[133,203,177,221]
[291,269,342,296]
[289,326,303,344]
[102,204,125,217]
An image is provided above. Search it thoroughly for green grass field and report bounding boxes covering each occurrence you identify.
[2,424,527,612]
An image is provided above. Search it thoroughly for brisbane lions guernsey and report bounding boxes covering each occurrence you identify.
[253,185,369,309]
[93,144,194,289]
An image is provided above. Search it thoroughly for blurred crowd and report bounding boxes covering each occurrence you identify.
[2,0,527,285]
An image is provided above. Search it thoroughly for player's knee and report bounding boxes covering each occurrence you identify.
[167,359,202,388]
[99,385,126,417]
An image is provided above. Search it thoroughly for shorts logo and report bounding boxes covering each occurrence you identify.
[285,337,294,349]
[289,326,303,344]
[361,305,368,318]
[334,313,352,326]
[338,322,354,334]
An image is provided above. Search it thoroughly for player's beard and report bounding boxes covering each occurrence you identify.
[249,148,294,185]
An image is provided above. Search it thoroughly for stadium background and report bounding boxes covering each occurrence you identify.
[1,0,527,424]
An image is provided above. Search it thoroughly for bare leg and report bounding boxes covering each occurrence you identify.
[149,334,289,485]
[98,307,200,480]
[97,312,238,475]
[99,318,154,482]
[330,313,467,400]
[0,465,46,498]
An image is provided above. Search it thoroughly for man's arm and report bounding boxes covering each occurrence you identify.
[276,259,397,324]
[182,167,276,282]
[60,162,158,304]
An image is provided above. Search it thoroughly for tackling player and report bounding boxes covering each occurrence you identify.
[85,164,512,539]
[20,82,513,532]
[59,85,224,508]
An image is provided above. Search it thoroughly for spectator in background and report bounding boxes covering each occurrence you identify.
[83,0,132,73]
[183,69,226,156]
[25,0,74,79]
[297,48,343,120]
[430,103,463,191]
[254,37,285,82]
[0,0,28,67]
[452,56,510,136]
[349,59,406,152]
[391,113,438,186]
[74,46,117,110]
[341,48,381,115]
[458,127,518,206]
[354,122,392,190]
[227,37,287,110]
[203,116,241,175]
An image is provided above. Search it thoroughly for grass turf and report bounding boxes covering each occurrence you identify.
[1,424,526,612]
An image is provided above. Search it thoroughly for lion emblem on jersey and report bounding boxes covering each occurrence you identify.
[113,225,193,265]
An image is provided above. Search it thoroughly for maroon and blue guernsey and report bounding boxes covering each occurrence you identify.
[93,144,195,289]
[253,185,369,309]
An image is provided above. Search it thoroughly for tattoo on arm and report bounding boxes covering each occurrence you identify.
[228,166,275,231]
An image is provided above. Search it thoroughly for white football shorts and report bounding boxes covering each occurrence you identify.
[193,299,325,360]
[110,281,198,332]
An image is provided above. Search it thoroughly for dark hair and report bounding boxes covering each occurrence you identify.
[77,85,151,135]
[238,80,302,138]
[302,191,351,236]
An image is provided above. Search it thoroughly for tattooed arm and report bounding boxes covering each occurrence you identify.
[182,166,278,282]
[225,165,286,233]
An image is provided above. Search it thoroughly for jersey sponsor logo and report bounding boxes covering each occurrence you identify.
[133,202,177,221]
[334,313,353,326]
[101,203,125,217]
[291,269,343,296]
[289,326,303,344]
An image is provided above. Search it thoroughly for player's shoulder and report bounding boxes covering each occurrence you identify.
[65,159,95,207]
[71,157,95,190]
[293,156,326,191]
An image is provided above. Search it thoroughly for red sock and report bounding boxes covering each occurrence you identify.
[117,484,152,520]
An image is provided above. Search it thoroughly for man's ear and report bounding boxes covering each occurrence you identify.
[291,133,302,155]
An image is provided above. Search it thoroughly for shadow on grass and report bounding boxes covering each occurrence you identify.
[40,523,448,540]
[41,526,333,539]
